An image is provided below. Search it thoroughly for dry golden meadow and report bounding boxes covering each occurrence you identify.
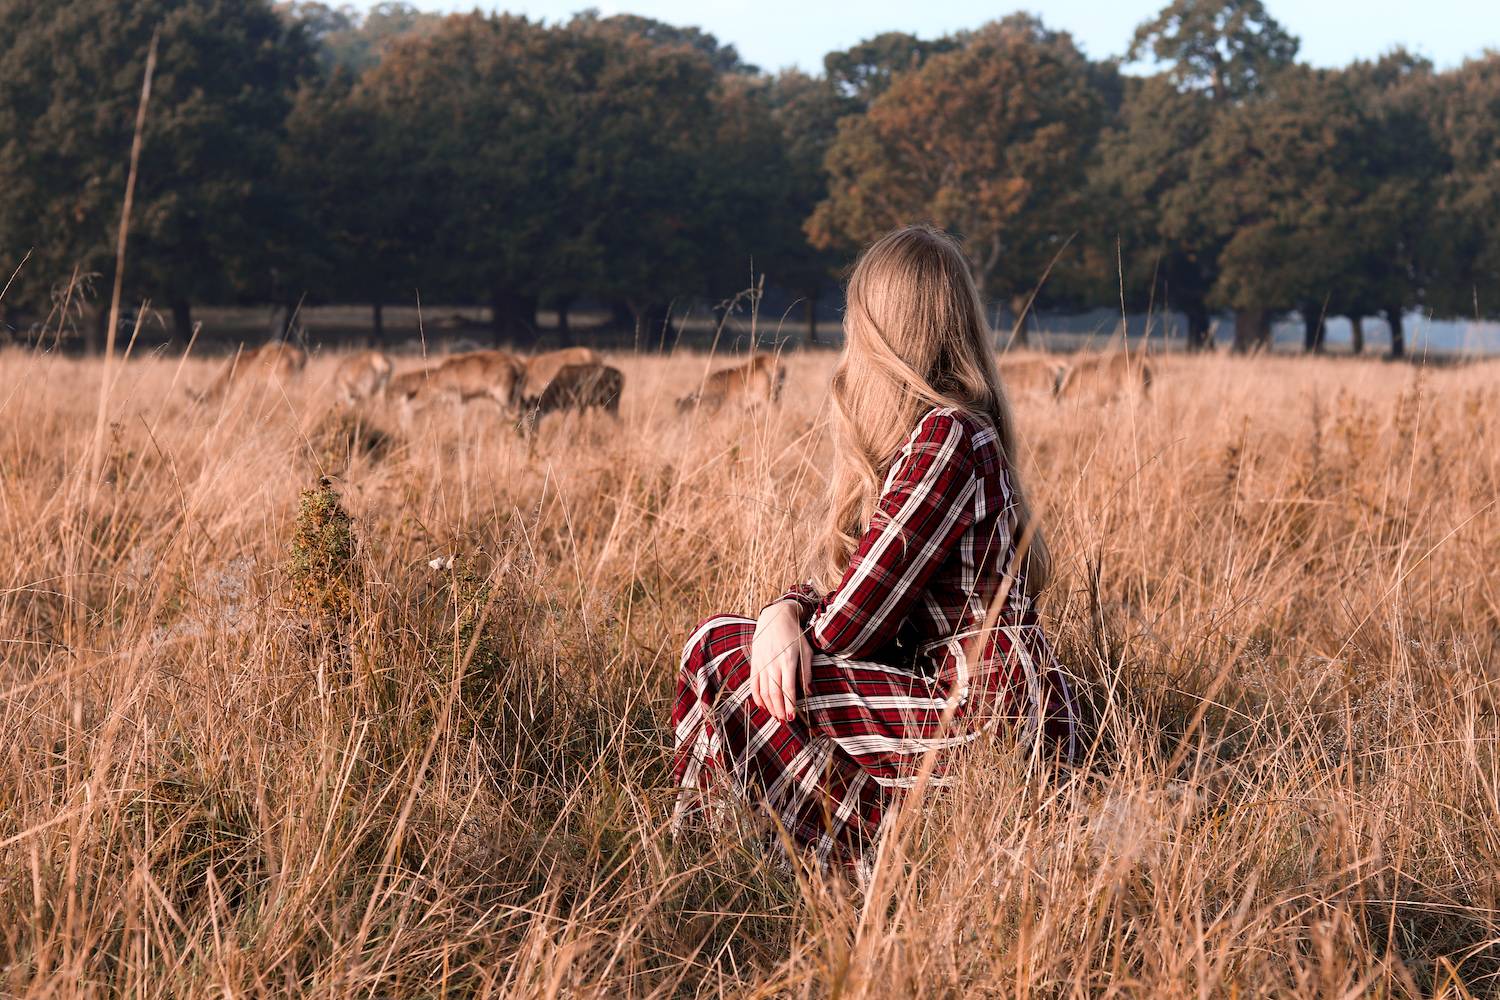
[2,345,1498,997]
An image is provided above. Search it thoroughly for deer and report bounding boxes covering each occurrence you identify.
[996,354,1068,397]
[676,354,785,413]
[190,342,307,403]
[331,350,394,406]
[519,362,624,436]
[519,347,601,402]
[386,350,527,424]
[1053,351,1154,400]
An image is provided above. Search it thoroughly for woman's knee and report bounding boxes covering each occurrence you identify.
[680,614,754,680]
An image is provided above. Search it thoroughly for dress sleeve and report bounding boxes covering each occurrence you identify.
[803,410,977,660]
[765,581,821,623]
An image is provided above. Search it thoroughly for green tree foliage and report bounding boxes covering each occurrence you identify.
[355,15,580,343]
[1337,51,1443,355]
[568,10,755,75]
[1194,66,1374,351]
[561,25,723,344]
[276,2,442,73]
[822,31,960,108]
[809,16,1110,341]
[1128,0,1299,104]
[273,0,446,340]
[280,72,424,344]
[565,12,794,341]
[1428,52,1500,323]
[348,13,773,347]
[0,0,313,348]
[1175,55,1442,356]
[766,69,849,340]
[1100,0,1301,351]
[1094,77,1221,348]
[694,76,807,315]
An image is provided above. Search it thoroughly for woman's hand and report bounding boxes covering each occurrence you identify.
[750,600,812,723]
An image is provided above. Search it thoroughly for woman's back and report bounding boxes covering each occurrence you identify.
[790,406,1033,675]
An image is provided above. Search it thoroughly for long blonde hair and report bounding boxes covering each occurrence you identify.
[818,224,1051,599]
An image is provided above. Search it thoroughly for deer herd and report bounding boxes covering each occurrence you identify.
[189,341,1151,431]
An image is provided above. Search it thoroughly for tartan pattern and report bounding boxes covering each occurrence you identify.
[672,408,1081,866]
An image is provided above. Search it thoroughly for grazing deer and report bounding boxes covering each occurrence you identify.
[332,350,394,406]
[520,363,623,435]
[191,341,307,402]
[520,347,601,401]
[676,354,785,413]
[997,354,1067,397]
[386,350,526,420]
[1053,351,1153,400]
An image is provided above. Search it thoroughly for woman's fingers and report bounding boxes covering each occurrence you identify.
[764,656,787,721]
[750,620,811,723]
[748,642,765,712]
[779,655,796,721]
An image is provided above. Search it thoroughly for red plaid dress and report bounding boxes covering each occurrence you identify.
[672,407,1081,867]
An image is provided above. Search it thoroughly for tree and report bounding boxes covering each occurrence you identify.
[567,10,754,75]
[1128,0,1298,105]
[359,15,576,344]
[1093,76,1220,348]
[1100,0,1300,351]
[1428,52,1500,328]
[1194,66,1374,352]
[357,14,737,347]
[694,75,809,326]
[280,72,426,345]
[823,31,959,107]
[1336,51,1442,357]
[766,69,849,342]
[276,2,443,73]
[809,16,1109,345]
[0,0,314,348]
[564,12,773,344]
[562,30,723,346]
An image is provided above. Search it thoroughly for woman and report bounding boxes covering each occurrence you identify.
[671,224,1082,871]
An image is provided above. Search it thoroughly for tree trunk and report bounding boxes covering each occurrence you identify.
[610,299,634,333]
[555,297,572,345]
[490,289,508,346]
[1385,306,1405,359]
[278,301,299,343]
[370,302,384,348]
[490,288,538,347]
[1301,303,1325,353]
[84,305,106,355]
[1350,315,1364,355]
[1232,308,1270,354]
[804,290,818,345]
[629,302,673,352]
[1182,301,1212,352]
[169,299,192,346]
[1007,293,1031,348]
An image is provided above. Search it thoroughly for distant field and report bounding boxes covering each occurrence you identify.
[35,302,1500,359]
[1,348,1497,996]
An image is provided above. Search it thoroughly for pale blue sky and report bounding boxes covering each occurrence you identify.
[354,0,1497,73]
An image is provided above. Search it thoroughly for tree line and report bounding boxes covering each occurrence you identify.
[0,0,1497,356]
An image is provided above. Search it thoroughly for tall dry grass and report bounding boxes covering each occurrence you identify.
[0,346,1497,996]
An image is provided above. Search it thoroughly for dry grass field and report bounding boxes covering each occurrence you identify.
[1,346,1497,997]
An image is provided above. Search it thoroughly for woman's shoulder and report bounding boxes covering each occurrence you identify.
[910,405,999,453]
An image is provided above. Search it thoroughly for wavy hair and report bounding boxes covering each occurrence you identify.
[817,224,1051,599]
